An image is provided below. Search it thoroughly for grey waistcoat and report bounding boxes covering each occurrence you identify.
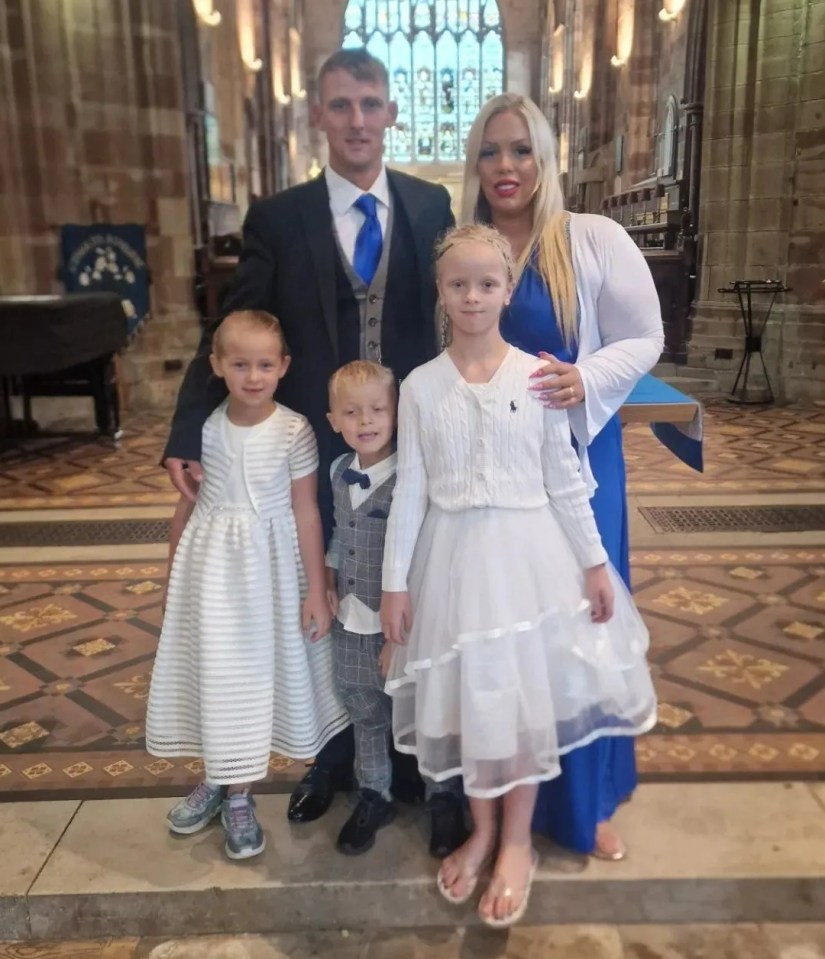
[334,201,395,364]
[332,453,397,611]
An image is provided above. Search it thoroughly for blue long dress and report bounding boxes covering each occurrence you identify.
[501,264,638,854]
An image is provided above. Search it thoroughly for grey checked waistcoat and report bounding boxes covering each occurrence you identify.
[332,453,397,611]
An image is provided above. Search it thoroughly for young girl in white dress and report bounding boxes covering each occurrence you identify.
[380,226,656,926]
[146,310,349,860]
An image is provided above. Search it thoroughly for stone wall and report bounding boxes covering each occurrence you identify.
[691,0,825,402]
[0,0,200,413]
[545,0,691,204]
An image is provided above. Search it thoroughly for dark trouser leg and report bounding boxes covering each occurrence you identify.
[314,725,355,772]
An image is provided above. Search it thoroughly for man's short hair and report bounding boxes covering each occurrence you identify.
[317,48,390,98]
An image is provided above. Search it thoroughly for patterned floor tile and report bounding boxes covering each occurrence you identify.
[0,401,824,796]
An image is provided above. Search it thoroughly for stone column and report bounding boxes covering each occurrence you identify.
[690,0,825,403]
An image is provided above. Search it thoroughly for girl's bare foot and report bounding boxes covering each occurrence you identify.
[479,842,537,926]
[593,821,627,860]
[437,831,496,904]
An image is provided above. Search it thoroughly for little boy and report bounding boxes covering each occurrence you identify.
[326,360,468,858]
[325,360,399,855]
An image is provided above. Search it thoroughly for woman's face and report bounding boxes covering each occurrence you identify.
[477,109,538,220]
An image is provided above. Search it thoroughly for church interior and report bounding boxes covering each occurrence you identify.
[1,0,824,955]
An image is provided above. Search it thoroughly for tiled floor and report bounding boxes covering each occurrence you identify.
[0,399,823,797]
[3,924,825,958]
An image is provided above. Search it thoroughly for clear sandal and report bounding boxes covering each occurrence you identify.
[436,852,492,906]
[478,848,539,929]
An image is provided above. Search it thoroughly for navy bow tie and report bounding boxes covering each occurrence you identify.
[342,467,371,489]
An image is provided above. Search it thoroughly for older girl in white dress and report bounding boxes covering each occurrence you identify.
[380,226,656,927]
[146,310,348,860]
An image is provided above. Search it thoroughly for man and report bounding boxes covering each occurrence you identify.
[162,49,465,857]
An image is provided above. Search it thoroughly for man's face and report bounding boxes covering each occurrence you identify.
[313,69,398,179]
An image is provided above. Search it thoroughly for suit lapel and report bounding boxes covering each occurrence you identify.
[388,171,432,279]
[388,170,441,329]
[299,175,338,356]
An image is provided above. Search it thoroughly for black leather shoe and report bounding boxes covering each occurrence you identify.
[337,789,396,855]
[429,791,469,859]
[287,765,354,824]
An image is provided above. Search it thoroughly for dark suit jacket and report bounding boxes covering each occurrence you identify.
[163,169,455,537]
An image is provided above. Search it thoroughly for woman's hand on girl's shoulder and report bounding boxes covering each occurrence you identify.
[584,565,614,623]
[529,352,585,410]
[380,591,413,646]
[302,588,332,643]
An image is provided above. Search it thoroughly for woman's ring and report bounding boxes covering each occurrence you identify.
[568,386,574,399]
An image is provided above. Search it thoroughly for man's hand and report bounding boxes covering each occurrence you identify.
[165,458,203,502]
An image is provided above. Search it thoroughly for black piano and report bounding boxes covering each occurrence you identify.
[0,293,128,443]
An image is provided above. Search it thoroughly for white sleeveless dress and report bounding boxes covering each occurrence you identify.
[146,402,350,785]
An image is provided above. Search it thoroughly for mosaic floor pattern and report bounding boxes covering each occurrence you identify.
[0,399,823,797]
[1,399,823,512]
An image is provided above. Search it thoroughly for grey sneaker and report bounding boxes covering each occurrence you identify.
[167,782,225,835]
[221,792,266,860]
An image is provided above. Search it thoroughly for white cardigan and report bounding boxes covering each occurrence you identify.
[565,214,664,488]
[382,348,608,592]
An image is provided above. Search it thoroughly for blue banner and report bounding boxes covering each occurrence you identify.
[60,224,150,340]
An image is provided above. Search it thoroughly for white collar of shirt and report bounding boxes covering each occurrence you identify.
[348,451,397,508]
[352,450,397,485]
[325,164,390,217]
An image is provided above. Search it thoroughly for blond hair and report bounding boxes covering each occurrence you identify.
[434,223,515,284]
[434,224,515,347]
[212,310,290,357]
[461,93,577,346]
[328,360,397,407]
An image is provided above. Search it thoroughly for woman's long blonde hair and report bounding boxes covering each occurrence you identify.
[461,93,578,345]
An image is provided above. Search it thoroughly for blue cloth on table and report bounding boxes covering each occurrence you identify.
[626,374,704,473]
[501,263,638,854]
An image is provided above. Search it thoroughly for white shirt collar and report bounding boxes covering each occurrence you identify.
[352,450,397,483]
[325,164,390,217]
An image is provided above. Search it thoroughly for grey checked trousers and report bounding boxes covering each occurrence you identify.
[331,621,392,797]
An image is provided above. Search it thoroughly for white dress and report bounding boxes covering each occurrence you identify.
[146,402,350,785]
[382,348,657,799]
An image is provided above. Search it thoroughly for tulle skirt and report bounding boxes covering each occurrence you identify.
[385,505,657,799]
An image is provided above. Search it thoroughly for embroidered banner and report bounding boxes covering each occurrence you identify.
[60,224,150,340]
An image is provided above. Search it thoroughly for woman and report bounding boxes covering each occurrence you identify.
[459,93,663,861]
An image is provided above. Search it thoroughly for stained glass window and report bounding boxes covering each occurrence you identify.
[342,1,503,164]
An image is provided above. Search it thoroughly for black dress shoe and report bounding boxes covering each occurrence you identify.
[429,791,469,859]
[337,789,396,855]
[287,765,354,824]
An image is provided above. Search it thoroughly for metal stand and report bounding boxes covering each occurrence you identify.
[717,279,790,405]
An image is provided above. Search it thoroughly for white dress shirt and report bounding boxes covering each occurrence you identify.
[324,164,391,267]
[327,451,398,635]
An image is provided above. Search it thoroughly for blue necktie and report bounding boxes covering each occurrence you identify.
[353,193,382,286]
[342,467,371,489]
